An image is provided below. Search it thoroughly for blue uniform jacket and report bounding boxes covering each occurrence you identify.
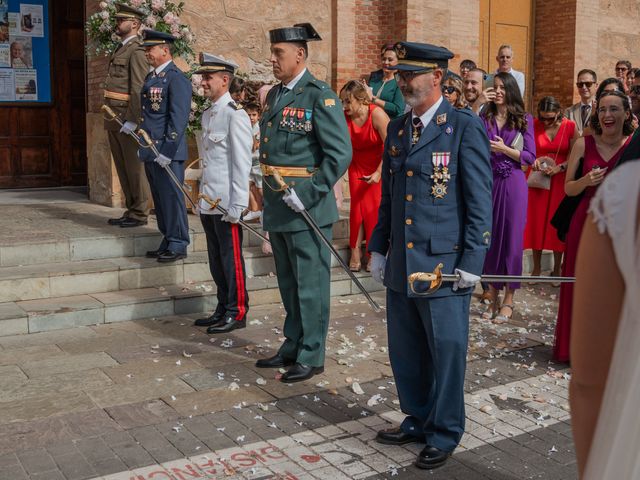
[138,61,191,162]
[368,100,493,298]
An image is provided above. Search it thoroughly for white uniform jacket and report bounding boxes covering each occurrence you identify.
[198,91,253,216]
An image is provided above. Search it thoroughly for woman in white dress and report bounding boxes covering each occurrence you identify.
[569,159,640,479]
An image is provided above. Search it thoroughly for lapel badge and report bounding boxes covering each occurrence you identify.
[483,231,491,245]
[436,113,447,125]
[158,72,166,78]
[445,125,453,135]
[389,145,401,157]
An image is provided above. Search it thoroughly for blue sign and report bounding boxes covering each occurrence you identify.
[0,0,50,103]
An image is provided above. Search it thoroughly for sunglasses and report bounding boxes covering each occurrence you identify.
[397,69,433,81]
[615,67,629,72]
[442,86,458,95]
[538,114,559,123]
[576,81,595,89]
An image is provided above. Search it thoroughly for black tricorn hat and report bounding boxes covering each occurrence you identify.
[269,23,322,43]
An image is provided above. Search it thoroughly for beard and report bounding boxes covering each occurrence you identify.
[401,83,429,107]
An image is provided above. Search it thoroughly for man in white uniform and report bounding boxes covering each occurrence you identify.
[192,53,253,334]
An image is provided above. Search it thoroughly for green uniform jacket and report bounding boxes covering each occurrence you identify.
[259,70,352,232]
[103,36,149,131]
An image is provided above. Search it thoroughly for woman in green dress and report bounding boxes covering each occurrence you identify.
[366,44,406,119]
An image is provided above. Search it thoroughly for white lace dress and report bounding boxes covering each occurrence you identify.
[583,161,640,480]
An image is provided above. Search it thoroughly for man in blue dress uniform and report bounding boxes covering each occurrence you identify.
[138,29,191,262]
[368,42,492,470]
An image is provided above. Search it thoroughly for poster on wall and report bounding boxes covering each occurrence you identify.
[0,68,14,101]
[19,4,42,37]
[0,0,49,103]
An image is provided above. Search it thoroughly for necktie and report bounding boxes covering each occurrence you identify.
[581,104,591,127]
[275,85,289,105]
[412,117,423,145]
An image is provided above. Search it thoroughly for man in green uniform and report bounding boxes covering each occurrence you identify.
[255,23,351,383]
[104,3,150,228]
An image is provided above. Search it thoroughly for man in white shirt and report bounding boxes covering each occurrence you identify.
[192,53,253,334]
[495,44,525,97]
[565,69,598,135]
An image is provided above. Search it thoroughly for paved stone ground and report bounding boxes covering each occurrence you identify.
[0,283,576,480]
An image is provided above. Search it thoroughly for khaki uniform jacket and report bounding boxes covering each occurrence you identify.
[103,36,149,131]
[259,70,351,232]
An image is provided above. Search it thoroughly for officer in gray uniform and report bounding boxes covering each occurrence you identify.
[192,53,253,334]
[368,42,492,470]
[104,3,150,228]
[138,30,191,262]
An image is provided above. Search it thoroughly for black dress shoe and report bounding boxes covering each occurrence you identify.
[206,316,246,334]
[280,363,324,383]
[415,445,451,470]
[255,354,296,369]
[375,427,421,446]
[146,249,167,258]
[108,216,127,225]
[157,251,187,263]
[194,308,226,327]
[119,218,147,228]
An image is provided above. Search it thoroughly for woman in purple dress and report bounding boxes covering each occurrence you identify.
[481,72,536,322]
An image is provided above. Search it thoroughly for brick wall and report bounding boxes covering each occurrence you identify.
[532,0,577,111]
[86,0,109,114]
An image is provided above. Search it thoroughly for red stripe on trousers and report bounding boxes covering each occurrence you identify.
[231,224,246,320]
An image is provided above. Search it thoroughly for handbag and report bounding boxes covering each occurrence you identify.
[527,124,566,190]
[551,157,584,242]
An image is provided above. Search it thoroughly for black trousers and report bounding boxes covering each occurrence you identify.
[200,214,249,320]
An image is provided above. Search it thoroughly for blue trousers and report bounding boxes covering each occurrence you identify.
[144,161,190,254]
[386,288,471,452]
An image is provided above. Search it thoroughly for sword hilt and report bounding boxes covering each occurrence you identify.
[408,263,445,296]
[101,104,120,123]
[198,194,222,211]
[270,169,293,193]
[137,129,157,153]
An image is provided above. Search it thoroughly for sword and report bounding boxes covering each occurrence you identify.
[198,193,270,244]
[408,263,576,296]
[101,104,153,150]
[270,170,381,312]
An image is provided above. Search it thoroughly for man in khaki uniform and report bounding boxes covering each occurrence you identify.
[104,3,150,227]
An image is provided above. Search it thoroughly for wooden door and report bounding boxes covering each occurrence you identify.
[478,0,534,107]
[0,0,86,189]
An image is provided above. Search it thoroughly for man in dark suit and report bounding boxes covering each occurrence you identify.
[138,30,191,262]
[368,41,492,470]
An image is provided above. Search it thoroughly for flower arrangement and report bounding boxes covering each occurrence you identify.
[186,68,211,137]
[86,0,195,60]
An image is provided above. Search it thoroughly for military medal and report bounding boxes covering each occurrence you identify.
[150,87,162,111]
[296,108,305,130]
[280,107,290,128]
[304,109,312,132]
[430,152,451,199]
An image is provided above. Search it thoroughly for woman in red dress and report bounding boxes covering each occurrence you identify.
[554,91,633,362]
[339,80,390,271]
[524,97,578,277]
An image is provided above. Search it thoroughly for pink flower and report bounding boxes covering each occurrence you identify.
[100,10,110,19]
[151,0,166,11]
[163,12,176,24]
[145,15,158,28]
[99,2,108,9]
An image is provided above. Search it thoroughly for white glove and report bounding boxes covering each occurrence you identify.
[120,121,137,135]
[154,154,171,167]
[282,189,305,213]
[452,268,481,291]
[222,206,243,224]
[370,252,386,284]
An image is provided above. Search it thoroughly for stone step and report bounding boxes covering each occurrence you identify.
[0,267,383,335]
[0,216,350,267]
[0,239,353,303]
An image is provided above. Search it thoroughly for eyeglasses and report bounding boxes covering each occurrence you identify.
[442,86,458,95]
[576,81,595,89]
[615,67,629,72]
